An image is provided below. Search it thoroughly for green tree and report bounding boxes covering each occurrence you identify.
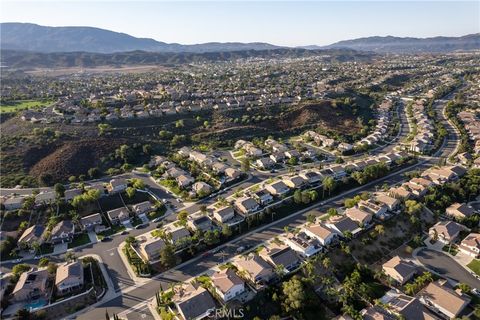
[221,224,232,238]
[38,257,50,267]
[160,244,177,268]
[281,276,305,313]
[126,187,136,199]
[293,190,302,204]
[98,123,111,136]
[12,264,31,278]
[323,176,335,197]
[54,183,65,198]
[241,157,251,172]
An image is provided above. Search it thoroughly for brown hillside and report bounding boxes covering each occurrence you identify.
[29,139,121,181]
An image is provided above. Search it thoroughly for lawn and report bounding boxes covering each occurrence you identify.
[99,224,126,237]
[442,245,458,256]
[68,233,91,249]
[467,259,480,276]
[147,207,166,220]
[0,99,55,113]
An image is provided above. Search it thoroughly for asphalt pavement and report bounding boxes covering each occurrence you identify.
[416,248,480,289]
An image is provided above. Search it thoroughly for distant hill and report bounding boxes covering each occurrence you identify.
[0,23,282,53]
[323,34,480,53]
[0,48,375,69]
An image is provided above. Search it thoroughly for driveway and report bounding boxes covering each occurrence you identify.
[416,248,480,288]
[53,243,68,254]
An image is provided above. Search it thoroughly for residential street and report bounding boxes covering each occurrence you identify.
[416,248,480,289]
[0,95,463,320]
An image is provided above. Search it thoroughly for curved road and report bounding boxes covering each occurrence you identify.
[1,92,463,319]
[416,248,480,289]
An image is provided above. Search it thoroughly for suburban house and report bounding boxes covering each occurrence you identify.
[252,190,274,206]
[172,284,217,320]
[410,177,434,188]
[270,152,285,163]
[164,222,191,245]
[138,237,166,261]
[234,255,275,285]
[360,306,396,320]
[176,174,195,188]
[64,188,82,201]
[329,166,347,179]
[211,268,245,302]
[389,186,413,200]
[18,225,45,246]
[282,233,322,258]
[86,183,107,197]
[166,167,187,178]
[107,178,128,193]
[299,171,322,185]
[35,191,56,206]
[345,207,373,226]
[192,182,212,196]
[380,290,440,320]
[303,223,337,246]
[187,215,214,232]
[358,199,388,218]
[49,220,75,244]
[225,168,241,180]
[375,193,401,211]
[402,182,428,198]
[235,197,260,216]
[459,233,480,258]
[55,261,85,295]
[256,157,274,170]
[212,162,228,174]
[428,221,468,244]
[132,201,154,215]
[12,268,49,302]
[259,243,301,273]
[382,256,416,284]
[325,216,362,237]
[213,206,235,223]
[2,196,25,210]
[265,181,290,196]
[80,213,103,232]
[445,203,475,219]
[419,280,471,319]
[283,175,307,189]
[107,207,130,225]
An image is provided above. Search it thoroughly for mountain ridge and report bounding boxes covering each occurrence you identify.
[1,23,479,54]
[0,23,282,53]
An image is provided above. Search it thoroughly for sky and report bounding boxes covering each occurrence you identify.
[1,1,479,46]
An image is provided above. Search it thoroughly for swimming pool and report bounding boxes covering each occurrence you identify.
[24,298,48,311]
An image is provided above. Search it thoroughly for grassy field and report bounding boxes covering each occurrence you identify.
[467,259,480,276]
[0,99,55,113]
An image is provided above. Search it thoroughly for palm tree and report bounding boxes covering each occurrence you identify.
[31,241,41,255]
[323,176,335,197]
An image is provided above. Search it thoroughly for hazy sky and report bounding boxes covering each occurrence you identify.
[1,1,479,46]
